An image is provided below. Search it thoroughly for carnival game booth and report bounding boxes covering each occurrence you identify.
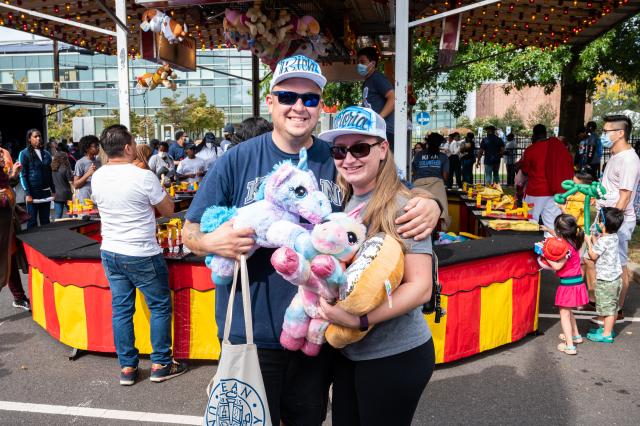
[19,214,541,364]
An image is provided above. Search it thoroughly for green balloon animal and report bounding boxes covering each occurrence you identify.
[553,180,606,235]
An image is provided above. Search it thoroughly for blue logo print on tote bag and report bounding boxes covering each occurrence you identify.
[205,379,267,426]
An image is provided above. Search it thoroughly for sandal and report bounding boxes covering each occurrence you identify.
[559,333,583,344]
[557,343,577,355]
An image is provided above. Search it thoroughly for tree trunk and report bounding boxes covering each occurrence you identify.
[558,46,588,150]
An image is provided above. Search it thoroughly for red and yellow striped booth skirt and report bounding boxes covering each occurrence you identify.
[24,244,540,364]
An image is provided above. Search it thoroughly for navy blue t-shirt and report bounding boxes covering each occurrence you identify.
[186,132,341,348]
[480,135,505,165]
[363,70,394,133]
[412,152,449,180]
[168,142,186,162]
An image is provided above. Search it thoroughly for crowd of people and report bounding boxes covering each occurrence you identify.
[1,51,639,425]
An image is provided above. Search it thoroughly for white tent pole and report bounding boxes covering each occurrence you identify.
[409,0,502,27]
[394,0,409,176]
[115,0,130,129]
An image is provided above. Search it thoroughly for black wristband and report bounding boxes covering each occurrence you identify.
[359,314,369,332]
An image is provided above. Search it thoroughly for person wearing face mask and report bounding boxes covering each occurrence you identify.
[148,141,176,182]
[357,47,395,151]
[195,132,220,170]
[584,114,640,325]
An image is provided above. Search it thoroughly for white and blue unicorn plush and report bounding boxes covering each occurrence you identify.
[200,148,332,285]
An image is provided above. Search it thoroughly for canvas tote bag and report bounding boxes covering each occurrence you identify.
[204,255,272,426]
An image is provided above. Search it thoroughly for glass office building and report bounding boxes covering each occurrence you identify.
[0,40,268,139]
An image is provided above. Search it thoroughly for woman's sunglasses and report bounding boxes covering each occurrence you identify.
[271,91,321,107]
[330,140,383,160]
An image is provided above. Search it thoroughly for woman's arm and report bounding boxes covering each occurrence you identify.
[319,253,433,328]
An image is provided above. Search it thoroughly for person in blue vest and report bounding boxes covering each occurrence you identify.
[18,128,55,229]
[182,55,441,426]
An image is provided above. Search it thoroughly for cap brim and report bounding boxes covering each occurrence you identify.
[270,71,327,91]
[318,128,386,143]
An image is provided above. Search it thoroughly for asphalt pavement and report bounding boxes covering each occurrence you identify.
[1,270,639,425]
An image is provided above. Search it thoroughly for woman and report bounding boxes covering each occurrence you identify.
[317,106,435,426]
[412,132,451,230]
[195,132,220,170]
[51,152,73,219]
[133,143,152,170]
[0,154,30,310]
[18,129,55,229]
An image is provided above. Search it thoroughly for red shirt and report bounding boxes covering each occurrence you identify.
[521,137,573,197]
[521,141,550,196]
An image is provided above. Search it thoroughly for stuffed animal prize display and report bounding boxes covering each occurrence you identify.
[199,148,332,286]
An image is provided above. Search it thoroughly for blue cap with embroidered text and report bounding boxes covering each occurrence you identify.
[318,106,387,142]
[270,55,327,91]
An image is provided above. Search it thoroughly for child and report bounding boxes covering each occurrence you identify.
[560,171,593,228]
[543,214,589,355]
[51,152,73,219]
[583,207,624,343]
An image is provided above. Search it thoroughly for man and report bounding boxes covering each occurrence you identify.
[182,55,440,426]
[586,115,640,324]
[91,124,187,386]
[148,141,176,181]
[446,132,462,189]
[168,131,187,165]
[72,135,101,202]
[176,144,206,183]
[220,123,234,152]
[357,47,395,150]
[519,124,573,230]
[476,126,504,184]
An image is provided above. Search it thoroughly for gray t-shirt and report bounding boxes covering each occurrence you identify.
[73,156,101,201]
[592,233,622,281]
[363,70,394,133]
[341,192,433,361]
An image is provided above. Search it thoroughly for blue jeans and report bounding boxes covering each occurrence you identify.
[54,201,66,219]
[101,251,173,367]
[484,163,500,184]
[26,201,51,229]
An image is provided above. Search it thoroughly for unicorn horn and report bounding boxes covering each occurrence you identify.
[297,147,308,171]
[347,202,366,219]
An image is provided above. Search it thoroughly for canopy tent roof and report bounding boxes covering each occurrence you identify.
[1,0,639,59]
[0,88,103,106]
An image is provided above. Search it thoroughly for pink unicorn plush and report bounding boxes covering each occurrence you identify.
[269,204,366,356]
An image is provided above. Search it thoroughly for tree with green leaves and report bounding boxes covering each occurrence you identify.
[155,93,225,138]
[103,109,155,139]
[47,107,88,140]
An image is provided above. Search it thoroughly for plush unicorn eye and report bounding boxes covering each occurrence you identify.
[293,185,308,198]
[347,232,358,245]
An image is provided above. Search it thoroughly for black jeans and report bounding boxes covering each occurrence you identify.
[258,345,335,426]
[26,201,50,229]
[507,164,516,186]
[447,155,461,188]
[332,339,435,426]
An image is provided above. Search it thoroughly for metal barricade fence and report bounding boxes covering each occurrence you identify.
[410,136,640,187]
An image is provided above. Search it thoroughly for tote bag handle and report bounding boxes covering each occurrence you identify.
[222,255,253,345]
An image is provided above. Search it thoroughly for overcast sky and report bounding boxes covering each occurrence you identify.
[0,27,48,42]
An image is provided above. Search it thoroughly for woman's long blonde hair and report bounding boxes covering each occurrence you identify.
[133,143,152,169]
[337,138,411,247]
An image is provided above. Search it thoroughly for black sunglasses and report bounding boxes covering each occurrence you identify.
[272,91,321,107]
[330,140,383,160]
